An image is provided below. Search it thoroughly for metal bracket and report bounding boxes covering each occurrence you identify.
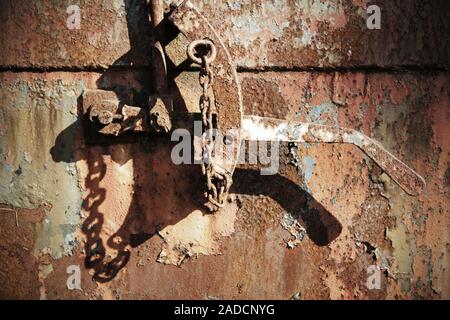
[83,90,150,136]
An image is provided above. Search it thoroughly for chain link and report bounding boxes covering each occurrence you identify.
[188,39,232,211]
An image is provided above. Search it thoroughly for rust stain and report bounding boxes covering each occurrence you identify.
[1,0,448,68]
[0,0,448,300]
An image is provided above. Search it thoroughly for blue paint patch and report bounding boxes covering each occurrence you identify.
[306,102,338,126]
[303,156,315,183]
[310,104,325,119]
[17,82,30,102]
[3,164,13,173]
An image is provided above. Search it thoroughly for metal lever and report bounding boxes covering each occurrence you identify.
[242,115,426,196]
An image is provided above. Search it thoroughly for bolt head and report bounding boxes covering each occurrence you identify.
[223,134,234,145]
[98,110,114,125]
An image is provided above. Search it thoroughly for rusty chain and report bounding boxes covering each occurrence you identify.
[187,39,232,211]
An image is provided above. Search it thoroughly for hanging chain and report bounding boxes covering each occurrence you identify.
[187,39,232,211]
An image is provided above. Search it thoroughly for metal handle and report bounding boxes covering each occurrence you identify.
[242,115,426,196]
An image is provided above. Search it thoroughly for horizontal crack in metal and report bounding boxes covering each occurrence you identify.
[0,65,154,73]
[0,64,447,73]
[237,64,448,73]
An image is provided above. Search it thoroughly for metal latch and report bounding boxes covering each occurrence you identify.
[82,0,426,211]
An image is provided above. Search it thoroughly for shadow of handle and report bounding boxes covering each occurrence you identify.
[232,168,342,246]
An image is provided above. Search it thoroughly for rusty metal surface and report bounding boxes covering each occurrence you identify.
[149,96,173,133]
[1,0,448,69]
[194,0,450,69]
[1,70,448,299]
[0,0,152,68]
[0,0,449,301]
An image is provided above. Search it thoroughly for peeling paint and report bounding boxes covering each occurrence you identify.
[2,0,448,68]
[157,203,238,266]
[303,156,316,183]
[0,0,448,300]
[0,73,83,259]
[281,212,306,248]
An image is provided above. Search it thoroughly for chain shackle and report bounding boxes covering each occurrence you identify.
[187,39,217,65]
